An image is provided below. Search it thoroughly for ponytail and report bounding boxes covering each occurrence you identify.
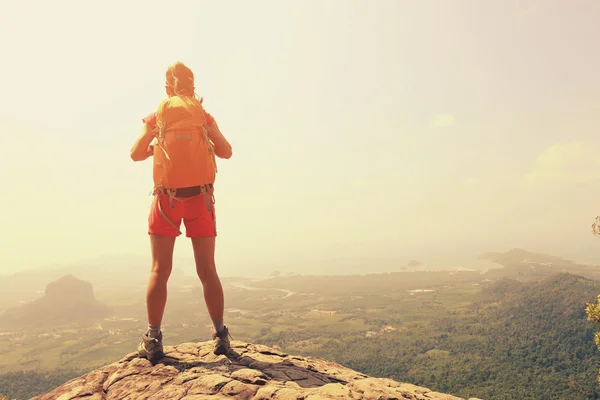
[166,62,201,100]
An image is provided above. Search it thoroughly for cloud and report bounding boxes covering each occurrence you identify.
[522,140,600,185]
[430,113,457,128]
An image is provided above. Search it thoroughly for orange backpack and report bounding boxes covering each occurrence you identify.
[152,96,217,191]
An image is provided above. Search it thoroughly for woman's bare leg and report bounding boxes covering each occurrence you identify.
[146,234,177,329]
[191,236,224,327]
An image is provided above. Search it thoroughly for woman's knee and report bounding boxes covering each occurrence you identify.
[150,260,172,282]
[196,261,217,283]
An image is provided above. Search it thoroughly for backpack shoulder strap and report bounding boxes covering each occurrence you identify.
[155,98,170,140]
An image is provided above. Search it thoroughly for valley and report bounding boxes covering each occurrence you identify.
[1,249,600,400]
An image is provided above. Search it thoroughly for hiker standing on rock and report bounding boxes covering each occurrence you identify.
[130,61,233,360]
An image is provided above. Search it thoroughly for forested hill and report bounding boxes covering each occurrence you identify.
[311,273,600,400]
[473,273,600,399]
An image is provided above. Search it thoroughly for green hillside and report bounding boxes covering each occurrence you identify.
[301,273,600,399]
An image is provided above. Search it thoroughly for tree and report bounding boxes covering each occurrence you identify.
[585,294,600,383]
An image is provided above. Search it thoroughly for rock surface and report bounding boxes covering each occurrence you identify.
[32,341,481,400]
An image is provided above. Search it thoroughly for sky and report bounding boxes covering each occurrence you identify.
[1,0,600,276]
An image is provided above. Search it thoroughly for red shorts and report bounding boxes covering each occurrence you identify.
[148,190,217,238]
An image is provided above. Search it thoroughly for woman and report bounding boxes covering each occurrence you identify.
[130,61,233,361]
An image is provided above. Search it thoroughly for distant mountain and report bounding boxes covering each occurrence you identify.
[0,256,191,310]
[477,248,600,283]
[0,275,112,329]
[478,248,575,266]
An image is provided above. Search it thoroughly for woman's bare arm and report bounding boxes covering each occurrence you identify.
[207,120,232,159]
[130,124,155,161]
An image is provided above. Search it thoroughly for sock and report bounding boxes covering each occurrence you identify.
[213,320,224,333]
[147,324,161,338]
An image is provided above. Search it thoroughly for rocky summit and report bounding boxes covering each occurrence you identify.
[32,341,482,400]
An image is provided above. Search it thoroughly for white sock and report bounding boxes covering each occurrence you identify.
[147,324,161,338]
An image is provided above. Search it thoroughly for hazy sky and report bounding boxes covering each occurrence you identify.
[1,0,600,275]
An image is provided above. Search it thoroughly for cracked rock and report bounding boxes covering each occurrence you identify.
[32,341,471,400]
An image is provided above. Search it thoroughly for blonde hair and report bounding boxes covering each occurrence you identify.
[165,61,203,103]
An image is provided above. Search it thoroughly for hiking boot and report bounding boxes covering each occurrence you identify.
[138,331,164,362]
[212,326,231,355]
